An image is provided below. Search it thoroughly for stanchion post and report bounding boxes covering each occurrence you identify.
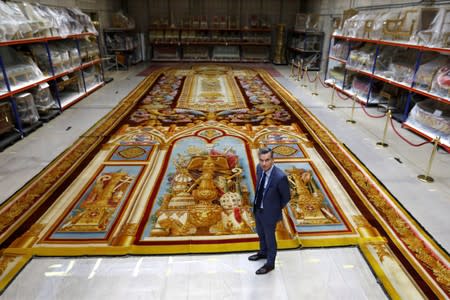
[346,94,357,124]
[418,136,440,183]
[328,80,336,110]
[376,110,390,147]
[312,71,319,96]
[301,65,308,87]
[290,59,294,78]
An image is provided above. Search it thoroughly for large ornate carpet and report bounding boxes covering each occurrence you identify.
[0,65,448,298]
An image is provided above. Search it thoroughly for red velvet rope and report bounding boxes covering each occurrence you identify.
[318,76,330,88]
[336,88,351,100]
[359,102,386,118]
[389,118,431,147]
[305,71,316,83]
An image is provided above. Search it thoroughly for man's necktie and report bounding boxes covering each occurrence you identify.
[254,172,266,212]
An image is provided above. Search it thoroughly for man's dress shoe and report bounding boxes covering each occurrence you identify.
[248,253,267,261]
[255,264,274,275]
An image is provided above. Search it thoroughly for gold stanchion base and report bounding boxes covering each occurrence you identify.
[376,142,388,147]
[328,105,336,110]
[346,119,356,124]
[301,84,307,87]
[418,174,434,183]
[312,92,319,96]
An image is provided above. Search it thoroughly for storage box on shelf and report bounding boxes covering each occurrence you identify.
[0,2,104,150]
[287,30,324,71]
[103,28,142,70]
[325,6,450,150]
[148,16,272,62]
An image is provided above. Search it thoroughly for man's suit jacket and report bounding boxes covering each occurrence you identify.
[254,164,291,224]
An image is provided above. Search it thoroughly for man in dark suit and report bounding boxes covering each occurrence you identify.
[248,147,291,274]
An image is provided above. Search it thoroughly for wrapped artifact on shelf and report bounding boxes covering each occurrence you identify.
[347,43,376,71]
[329,65,346,86]
[295,13,307,31]
[374,83,400,111]
[66,7,97,34]
[430,63,450,98]
[153,46,179,60]
[34,5,71,37]
[333,8,358,36]
[242,46,270,61]
[29,44,52,76]
[382,8,419,41]
[212,46,240,61]
[406,99,450,145]
[390,48,418,84]
[304,35,321,51]
[331,41,349,59]
[0,47,44,90]
[0,102,15,135]
[83,65,102,90]
[0,72,7,93]
[0,1,33,41]
[112,11,135,29]
[375,46,417,84]
[15,2,54,37]
[79,38,100,63]
[183,46,209,60]
[306,14,321,31]
[342,11,377,38]
[414,7,449,48]
[31,83,58,115]
[15,92,40,125]
[302,53,321,69]
[291,36,304,49]
[414,55,449,91]
[350,75,371,99]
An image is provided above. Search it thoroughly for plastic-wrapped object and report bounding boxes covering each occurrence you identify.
[350,75,371,98]
[343,11,377,38]
[79,38,100,63]
[31,83,57,114]
[306,14,320,31]
[334,9,358,36]
[347,43,376,71]
[0,101,15,135]
[415,7,450,48]
[15,92,39,125]
[29,44,52,76]
[83,66,101,90]
[370,10,400,40]
[430,63,450,97]
[382,8,419,41]
[0,47,44,90]
[16,2,53,37]
[406,99,450,145]
[112,11,135,29]
[7,1,47,38]
[0,72,6,93]
[0,1,33,41]
[374,46,396,76]
[331,41,349,59]
[34,4,61,36]
[328,64,346,86]
[66,7,97,34]
[212,46,240,60]
[389,48,417,84]
[414,55,448,91]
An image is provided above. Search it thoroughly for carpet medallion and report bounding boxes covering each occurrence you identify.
[0,65,448,298]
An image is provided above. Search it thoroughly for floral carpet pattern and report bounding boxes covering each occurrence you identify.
[0,65,448,298]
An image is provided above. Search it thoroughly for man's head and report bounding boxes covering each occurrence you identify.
[258,147,274,172]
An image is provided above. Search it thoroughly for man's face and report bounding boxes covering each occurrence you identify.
[259,152,274,172]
